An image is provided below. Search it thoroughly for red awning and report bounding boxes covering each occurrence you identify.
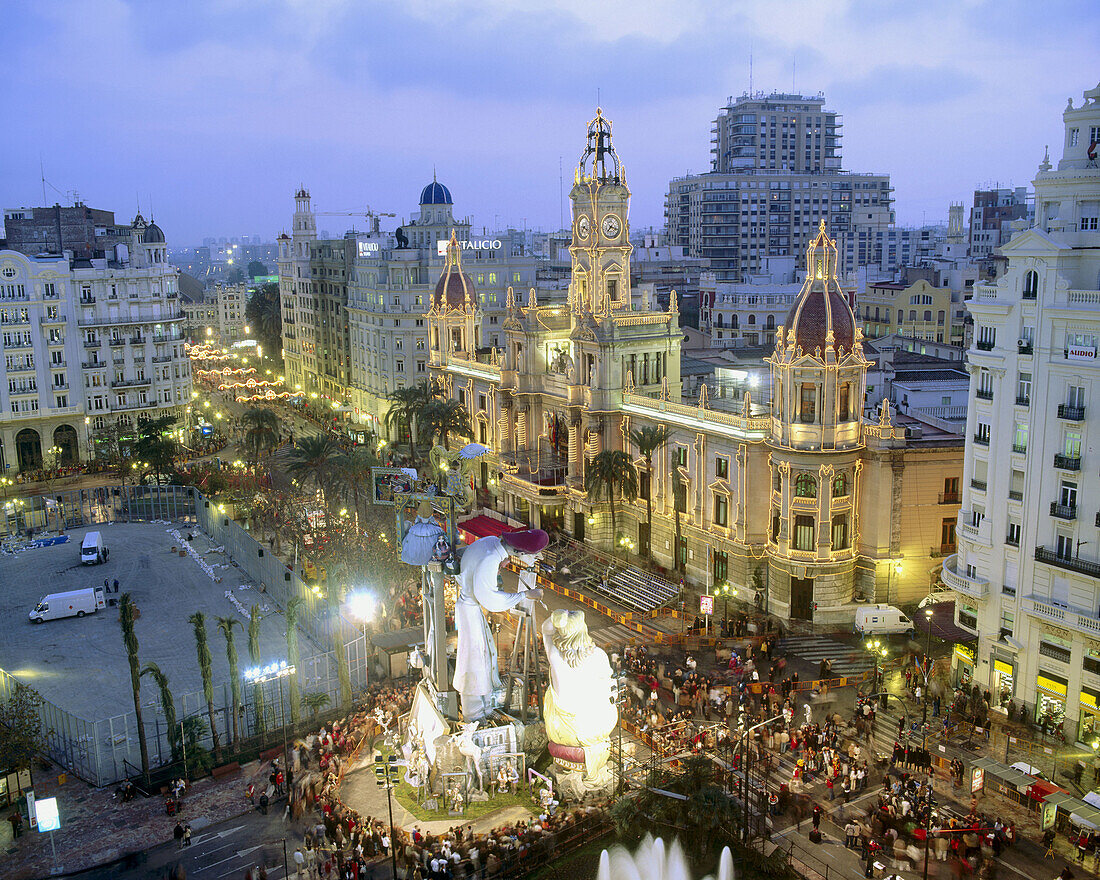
[458,515,520,541]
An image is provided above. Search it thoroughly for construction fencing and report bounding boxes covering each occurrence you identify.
[0,484,370,787]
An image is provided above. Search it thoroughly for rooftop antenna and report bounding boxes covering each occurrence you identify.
[40,155,46,205]
[792,57,796,93]
[559,155,564,231]
[749,45,753,95]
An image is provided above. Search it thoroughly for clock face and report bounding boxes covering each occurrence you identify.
[576,215,590,241]
[602,214,622,239]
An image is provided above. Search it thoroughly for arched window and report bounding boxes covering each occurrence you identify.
[716,313,724,328]
[732,314,739,329]
[923,310,932,322]
[832,472,849,497]
[909,310,917,321]
[794,473,817,498]
[1023,270,1038,298]
[748,314,756,325]
[766,315,775,329]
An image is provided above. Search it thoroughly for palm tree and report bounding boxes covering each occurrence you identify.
[241,407,280,465]
[140,662,179,764]
[119,594,150,783]
[286,434,343,510]
[326,570,352,706]
[285,597,304,724]
[248,606,265,735]
[418,398,471,450]
[628,425,670,561]
[335,446,380,518]
[188,612,221,759]
[385,380,441,463]
[303,692,330,719]
[584,450,638,547]
[216,616,242,746]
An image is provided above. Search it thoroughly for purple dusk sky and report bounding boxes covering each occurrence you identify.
[3,0,1097,245]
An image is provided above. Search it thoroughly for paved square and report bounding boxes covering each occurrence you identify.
[0,523,297,722]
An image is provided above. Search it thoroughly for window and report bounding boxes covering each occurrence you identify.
[1065,430,1082,458]
[794,474,817,498]
[799,384,816,422]
[832,473,848,497]
[831,514,848,550]
[1022,271,1038,299]
[1070,128,1080,147]
[1057,533,1074,560]
[395,360,404,373]
[793,515,815,551]
[1060,480,1078,508]
[975,422,990,444]
[673,447,687,468]
[1000,610,1015,639]
[713,550,728,583]
[1013,422,1028,452]
[1007,522,1021,546]
[1017,372,1031,402]
[1068,384,1086,408]
[838,383,850,421]
[941,517,956,550]
[714,493,728,527]
[715,456,729,480]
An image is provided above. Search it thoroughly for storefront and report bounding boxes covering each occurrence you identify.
[954,643,975,686]
[1035,671,1068,733]
[1079,688,1100,745]
[992,657,1015,711]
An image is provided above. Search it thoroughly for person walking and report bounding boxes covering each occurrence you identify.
[174,821,185,849]
[183,824,192,847]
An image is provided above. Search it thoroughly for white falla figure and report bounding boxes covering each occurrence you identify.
[453,530,546,721]
[541,609,617,780]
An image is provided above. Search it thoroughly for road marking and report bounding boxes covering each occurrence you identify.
[191,824,246,846]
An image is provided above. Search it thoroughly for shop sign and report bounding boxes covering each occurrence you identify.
[437,238,503,257]
[971,767,984,794]
[1067,345,1096,361]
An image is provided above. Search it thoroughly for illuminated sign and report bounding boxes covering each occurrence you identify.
[36,797,60,833]
[437,239,502,257]
[357,241,380,258]
[700,595,714,615]
[970,767,984,794]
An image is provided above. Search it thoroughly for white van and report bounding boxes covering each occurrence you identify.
[30,587,107,623]
[80,531,107,564]
[855,604,916,637]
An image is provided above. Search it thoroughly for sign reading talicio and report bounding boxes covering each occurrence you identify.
[437,239,502,257]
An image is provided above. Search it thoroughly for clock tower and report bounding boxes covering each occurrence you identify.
[569,109,632,318]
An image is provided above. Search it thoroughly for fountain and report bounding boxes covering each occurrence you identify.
[596,835,734,880]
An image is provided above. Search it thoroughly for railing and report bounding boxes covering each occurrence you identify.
[1009,490,1023,501]
[1018,341,1033,354]
[970,479,987,491]
[39,315,66,325]
[940,554,988,599]
[939,491,960,504]
[1096,511,1100,528]
[1011,443,1027,454]
[110,378,152,388]
[975,340,995,351]
[973,434,990,446]
[1025,594,1100,637]
[1059,404,1086,420]
[81,360,106,369]
[1006,533,1020,547]
[976,389,993,401]
[82,339,100,348]
[1035,545,1100,578]
[1015,395,1030,406]
[152,355,172,363]
[1053,454,1081,471]
[1051,502,1077,520]
[109,337,126,346]
[1022,288,1037,301]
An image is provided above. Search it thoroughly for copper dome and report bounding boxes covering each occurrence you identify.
[782,221,856,354]
[433,231,476,311]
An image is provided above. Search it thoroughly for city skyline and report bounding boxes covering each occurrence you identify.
[3,0,1097,244]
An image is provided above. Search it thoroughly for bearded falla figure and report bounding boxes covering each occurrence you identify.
[541,609,617,784]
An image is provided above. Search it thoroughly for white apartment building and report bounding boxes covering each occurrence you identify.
[0,214,191,472]
[947,82,1100,742]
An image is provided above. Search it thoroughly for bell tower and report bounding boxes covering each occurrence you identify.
[568,109,633,318]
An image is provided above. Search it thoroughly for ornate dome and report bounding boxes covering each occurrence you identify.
[433,231,476,310]
[782,221,856,354]
[142,221,165,244]
[420,180,453,205]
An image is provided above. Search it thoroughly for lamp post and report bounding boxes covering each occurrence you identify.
[375,755,400,880]
[715,581,735,635]
[922,608,934,724]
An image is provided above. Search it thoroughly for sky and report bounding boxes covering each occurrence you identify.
[2,0,1097,246]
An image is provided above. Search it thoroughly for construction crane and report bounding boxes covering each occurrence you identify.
[314,207,396,235]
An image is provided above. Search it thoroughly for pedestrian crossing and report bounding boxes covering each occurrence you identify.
[591,623,645,651]
[777,634,876,677]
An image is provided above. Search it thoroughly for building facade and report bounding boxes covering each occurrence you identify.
[0,213,191,473]
[947,83,1100,742]
[666,92,894,282]
[859,279,956,344]
[969,187,1031,260]
[424,112,962,622]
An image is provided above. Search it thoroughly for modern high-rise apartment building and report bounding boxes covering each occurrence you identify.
[947,82,1100,743]
[968,187,1031,260]
[666,92,894,282]
[0,211,191,473]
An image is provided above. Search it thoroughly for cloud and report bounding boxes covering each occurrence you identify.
[830,65,980,108]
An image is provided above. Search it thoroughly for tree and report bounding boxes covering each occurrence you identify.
[132,415,178,484]
[584,450,638,546]
[327,575,353,707]
[247,260,269,280]
[0,682,43,772]
[245,282,282,357]
[285,597,304,724]
[140,662,179,764]
[385,380,441,464]
[628,425,669,561]
[418,398,471,450]
[242,407,281,465]
[303,692,330,719]
[335,445,379,518]
[119,593,150,783]
[286,434,343,510]
[188,612,221,759]
[248,606,265,735]
[216,616,243,746]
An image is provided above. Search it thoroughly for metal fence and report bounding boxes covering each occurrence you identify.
[0,484,371,787]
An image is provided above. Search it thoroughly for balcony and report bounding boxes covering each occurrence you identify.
[971,479,988,491]
[1051,502,1078,520]
[82,339,100,348]
[109,338,126,347]
[79,297,96,305]
[110,378,152,388]
[1058,404,1086,421]
[1035,545,1100,578]
[1018,341,1033,355]
[973,434,990,446]
[958,610,978,632]
[1011,443,1027,454]
[929,542,957,557]
[39,315,66,325]
[152,355,172,363]
[940,554,989,600]
[976,389,993,401]
[1096,510,1100,528]
[1054,454,1082,471]
[976,340,995,351]
[81,360,106,370]
[939,491,960,504]
[1025,595,1100,638]
[1009,490,1023,501]
[131,336,146,345]
[1015,395,1030,406]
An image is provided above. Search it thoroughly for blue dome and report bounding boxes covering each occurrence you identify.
[419,181,453,205]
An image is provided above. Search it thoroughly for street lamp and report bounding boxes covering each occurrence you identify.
[374,755,400,880]
[346,591,376,683]
[715,581,736,633]
[921,607,935,724]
